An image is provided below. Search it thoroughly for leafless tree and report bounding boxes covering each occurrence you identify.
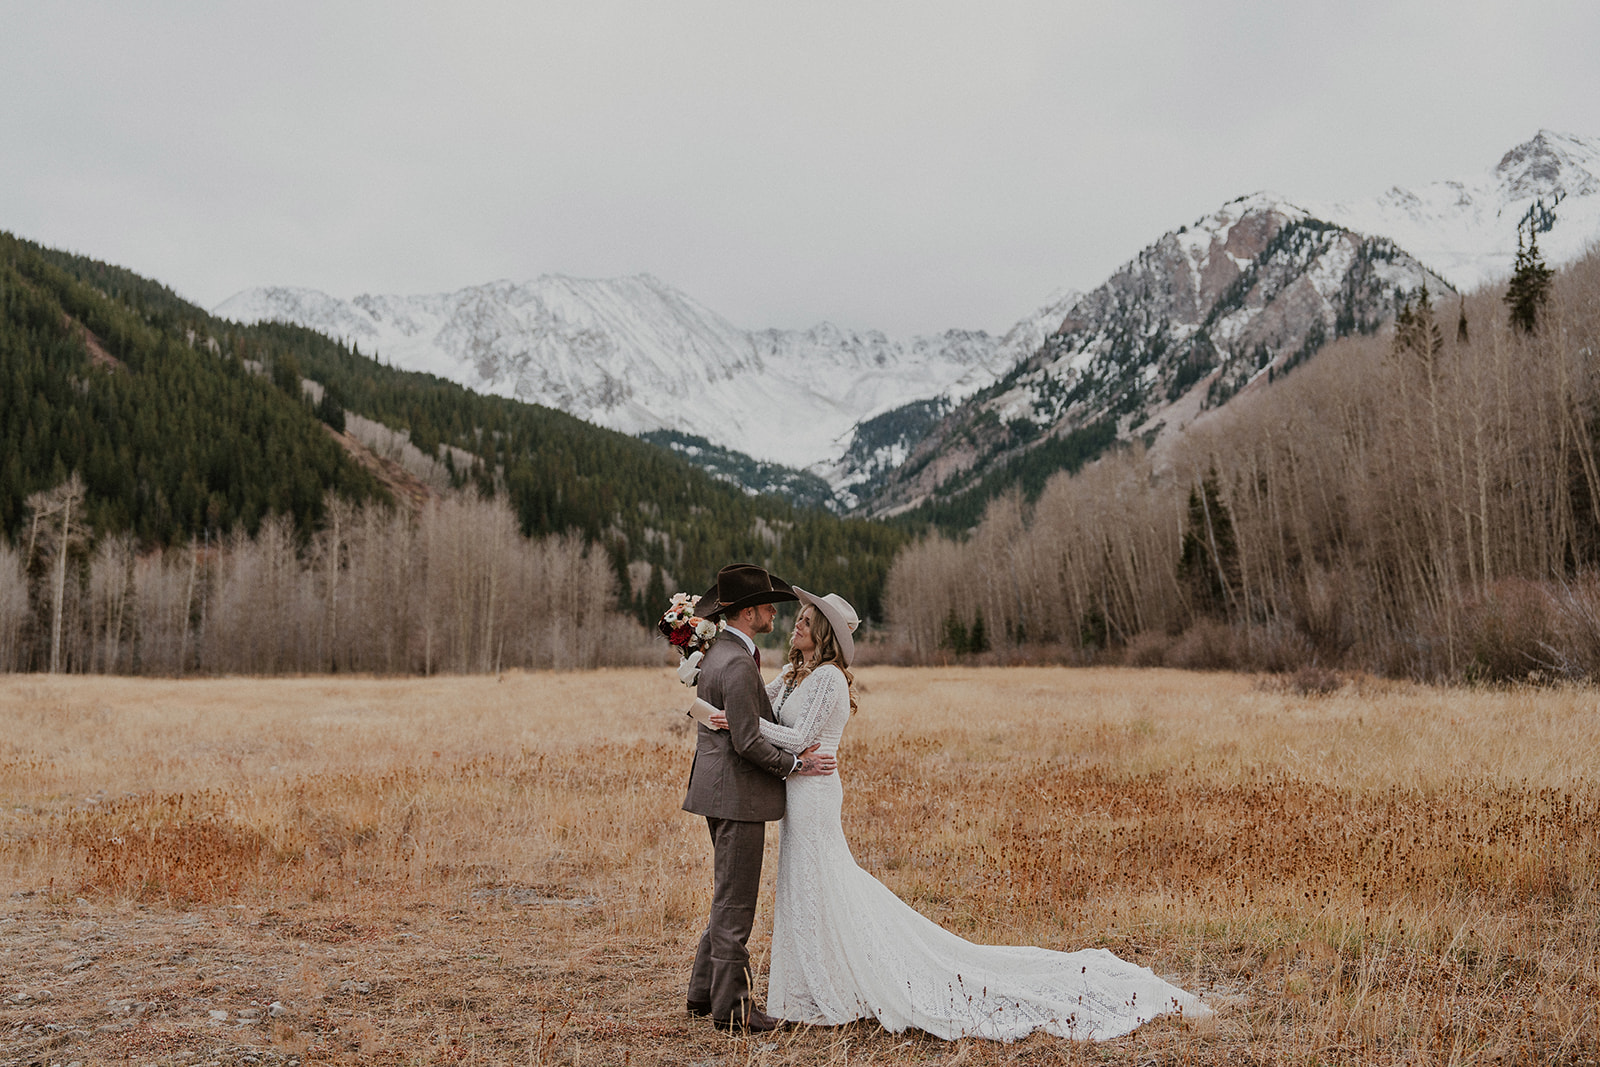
[24,473,89,673]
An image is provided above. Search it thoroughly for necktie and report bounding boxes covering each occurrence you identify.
[753,646,762,670]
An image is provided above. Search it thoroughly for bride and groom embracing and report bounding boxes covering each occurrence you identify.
[674,563,1208,1041]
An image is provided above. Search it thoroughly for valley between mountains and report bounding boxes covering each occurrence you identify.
[217,130,1600,517]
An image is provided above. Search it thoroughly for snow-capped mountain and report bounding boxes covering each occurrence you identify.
[215,130,1600,518]
[864,194,1452,514]
[215,276,1035,479]
[844,130,1600,515]
[1307,129,1600,292]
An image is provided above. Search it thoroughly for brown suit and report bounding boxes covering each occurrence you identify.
[682,632,796,1022]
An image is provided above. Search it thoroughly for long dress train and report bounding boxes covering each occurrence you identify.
[755,664,1208,1041]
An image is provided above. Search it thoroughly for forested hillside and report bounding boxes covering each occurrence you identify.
[0,233,380,544]
[232,316,903,623]
[0,234,905,674]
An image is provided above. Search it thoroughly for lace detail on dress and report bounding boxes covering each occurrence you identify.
[764,666,1208,1041]
[758,664,845,753]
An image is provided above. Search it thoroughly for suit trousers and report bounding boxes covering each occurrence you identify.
[688,817,767,1022]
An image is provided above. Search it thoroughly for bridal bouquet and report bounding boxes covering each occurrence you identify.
[658,592,723,684]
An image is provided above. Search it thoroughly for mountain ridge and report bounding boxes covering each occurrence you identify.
[214,130,1600,518]
[215,276,1041,486]
[2,234,911,624]
[858,130,1600,517]
[1305,129,1600,293]
[866,195,1453,516]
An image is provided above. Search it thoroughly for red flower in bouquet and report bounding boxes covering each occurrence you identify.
[657,592,723,657]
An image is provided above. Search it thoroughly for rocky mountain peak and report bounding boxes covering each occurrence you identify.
[1495,130,1600,199]
[860,197,1450,516]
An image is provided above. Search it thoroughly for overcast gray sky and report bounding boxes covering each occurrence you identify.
[3,1,1597,336]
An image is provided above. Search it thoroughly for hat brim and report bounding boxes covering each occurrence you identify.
[698,577,798,619]
[793,586,856,667]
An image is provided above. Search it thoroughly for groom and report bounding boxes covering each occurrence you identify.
[683,563,836,1032]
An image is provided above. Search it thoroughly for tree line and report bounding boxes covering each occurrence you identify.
[0,487,657,674]
[886,242,1600,682]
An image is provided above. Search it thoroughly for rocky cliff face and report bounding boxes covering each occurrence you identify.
[862,195,1452,515]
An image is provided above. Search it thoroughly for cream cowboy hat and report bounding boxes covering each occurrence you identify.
[792,587,861,667]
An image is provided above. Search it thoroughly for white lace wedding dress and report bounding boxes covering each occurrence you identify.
[755,663,1208,1041]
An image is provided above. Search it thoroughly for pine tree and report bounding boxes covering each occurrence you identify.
[271,351,304,396]
[1504,230,1554,334]
[1079,603,1109,650]
[315,388,346,433]
[1393,286,1445,366]
[1177,467,1239,619]
[24,473,88,673]
[942,607,969,655]
[642,564,667,627]
[1457,297,1469,345]
[968,609,990,654]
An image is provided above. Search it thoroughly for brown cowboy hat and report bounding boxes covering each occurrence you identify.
[697,563,798,619]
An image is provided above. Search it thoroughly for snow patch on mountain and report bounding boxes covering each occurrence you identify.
[1306,130,1600,292]
[805,286,1083,509]
[862,193,1453,515]
[215,276,1025,476]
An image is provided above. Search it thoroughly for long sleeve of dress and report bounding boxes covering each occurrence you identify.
[757,666,844,752]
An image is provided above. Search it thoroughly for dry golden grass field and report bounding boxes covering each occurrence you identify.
[1,667,1597,1066]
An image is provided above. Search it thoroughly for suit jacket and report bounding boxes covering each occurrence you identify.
[682,632,794,822]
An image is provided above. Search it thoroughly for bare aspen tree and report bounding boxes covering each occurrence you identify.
[3,485,656,676]
[206,516,306,673]
[0,542,27,671]
[88,534,136,673]
[177,538,200,675]
[23,474,89,673]
[883,248,1600,678]
[145,545,184,673]
[884,533,967,658]
[311,493,364,670]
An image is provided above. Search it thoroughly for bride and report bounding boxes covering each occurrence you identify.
[710,588,1208,1041]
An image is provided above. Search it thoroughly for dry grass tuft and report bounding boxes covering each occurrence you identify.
[1,666,1597,1065]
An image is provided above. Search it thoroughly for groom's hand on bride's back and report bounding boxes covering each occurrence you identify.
[795,743,836,776]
